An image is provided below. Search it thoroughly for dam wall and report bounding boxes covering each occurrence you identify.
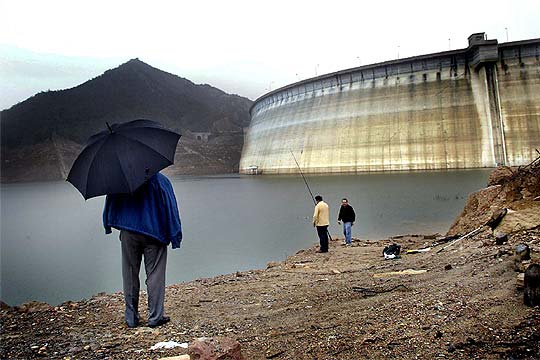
[240,33,540,174]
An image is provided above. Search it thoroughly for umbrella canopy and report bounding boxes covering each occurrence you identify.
[67,119,181,200]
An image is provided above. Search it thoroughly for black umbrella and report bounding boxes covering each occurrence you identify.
[67,119,181,200]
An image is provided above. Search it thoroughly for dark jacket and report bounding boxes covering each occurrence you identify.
[338,204,356,223]
[103,173,183,248]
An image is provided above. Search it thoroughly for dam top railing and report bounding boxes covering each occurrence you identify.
[250,34,540,117]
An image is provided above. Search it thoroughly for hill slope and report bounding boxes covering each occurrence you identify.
[1,59,252,182]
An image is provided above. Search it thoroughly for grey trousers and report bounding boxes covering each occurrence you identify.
[120,230,167,327]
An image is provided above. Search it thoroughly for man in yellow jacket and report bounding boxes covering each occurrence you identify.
[313,195,330,253]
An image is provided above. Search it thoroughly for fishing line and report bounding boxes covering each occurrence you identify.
[290,150,316,205]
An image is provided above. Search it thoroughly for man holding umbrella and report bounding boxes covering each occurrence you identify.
[67,119,183,328]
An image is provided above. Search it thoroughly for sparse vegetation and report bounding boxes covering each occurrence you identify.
[0,59,253,182]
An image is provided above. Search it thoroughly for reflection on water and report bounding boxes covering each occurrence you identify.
[0,170,490,305]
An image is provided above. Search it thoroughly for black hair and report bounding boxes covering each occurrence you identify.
[342,198,348,202]
[315,195,323,201]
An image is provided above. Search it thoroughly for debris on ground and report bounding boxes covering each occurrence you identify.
[150,341,188,350]
[382,243,401,259]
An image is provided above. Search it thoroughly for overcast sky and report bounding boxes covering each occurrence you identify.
[1,0,539,110]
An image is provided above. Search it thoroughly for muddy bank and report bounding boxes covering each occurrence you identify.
[2,230,539,359]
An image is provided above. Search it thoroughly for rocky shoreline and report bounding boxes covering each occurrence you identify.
[2,230,539,359]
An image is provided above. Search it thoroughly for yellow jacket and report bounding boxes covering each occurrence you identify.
[313,201,330,226]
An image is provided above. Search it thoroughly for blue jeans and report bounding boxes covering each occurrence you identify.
[316,226,329,252]
[343,222,352,244]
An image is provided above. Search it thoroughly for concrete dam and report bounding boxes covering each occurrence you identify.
[240,33,540,174]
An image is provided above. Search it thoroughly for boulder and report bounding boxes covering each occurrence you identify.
[188,337,245,360]
[524,264,540,307]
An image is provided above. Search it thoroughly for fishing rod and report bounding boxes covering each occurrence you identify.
[290,150,333,241]
[290,150,316,205]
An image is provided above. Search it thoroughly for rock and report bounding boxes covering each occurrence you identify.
[37,345,48,356]
[60,301,79,310]
[444,264,452,271]
[68,346,82,354]
[135,327,160,335]
[486,208,508,229]
[159,356,191,360]
[516,260,532,273]
[515,244,531,261]
[362,337,378,343]
[188,337,245,360]
[18,301,52,313]
[0,300,11,310]
[495,232,508,245]
[496,248,511,258]
[524,264,540,307]
[517,273,525,289]
[266,262,280,269]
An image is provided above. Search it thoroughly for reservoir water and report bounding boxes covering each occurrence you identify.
[1,170,491,306]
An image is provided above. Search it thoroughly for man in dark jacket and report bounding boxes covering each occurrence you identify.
[103,172,182,328]
[337,198,356,246]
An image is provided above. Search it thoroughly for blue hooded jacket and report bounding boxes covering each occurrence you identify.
[103,173,182,248]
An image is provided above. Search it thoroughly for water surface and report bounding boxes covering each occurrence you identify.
[1,170,490,305]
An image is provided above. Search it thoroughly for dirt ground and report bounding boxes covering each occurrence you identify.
[2,228,539,359]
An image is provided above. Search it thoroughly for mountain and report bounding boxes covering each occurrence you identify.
[0,59,253,182]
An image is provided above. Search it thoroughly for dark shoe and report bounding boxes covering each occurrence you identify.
[317,250,328,253]
[126,320,139,328]
[148,316,170,328]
